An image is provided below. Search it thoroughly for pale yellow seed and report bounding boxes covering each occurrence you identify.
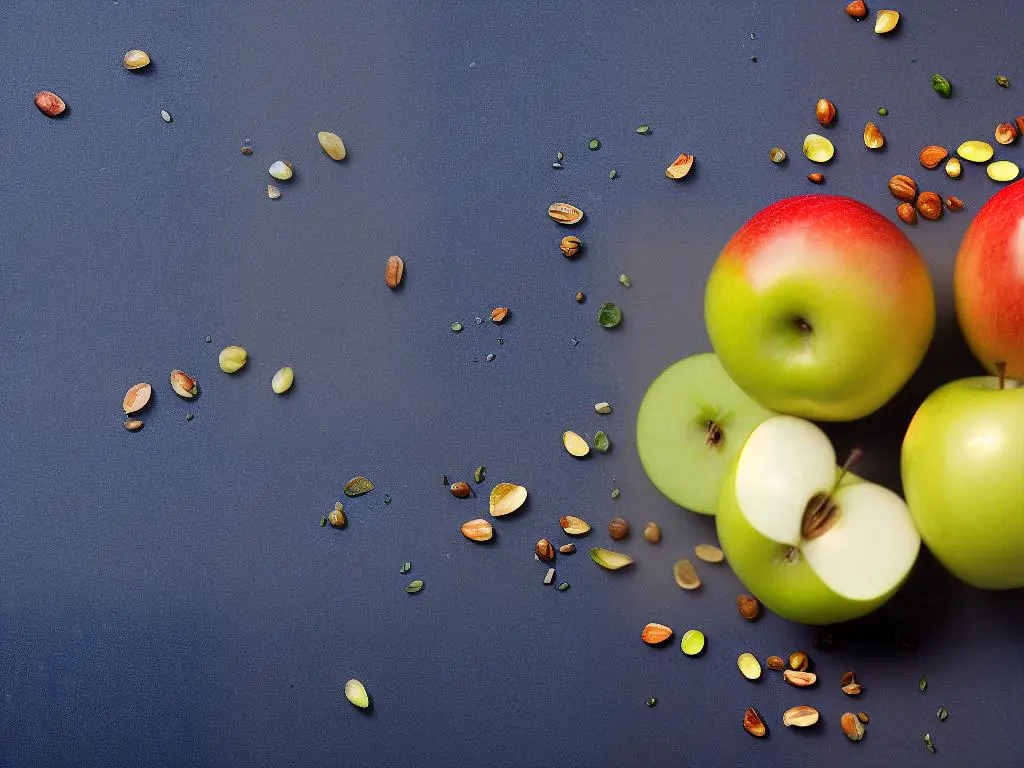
[123,49,151,70]
[987,160,1020,182]
[562,430,590,458]
[874,9,900,34]
[594,402,612,414]
[802,134,835,163]
[489,483,528,517]
[945,157,962,178]
[268,160,294,180]
[694,543,725,564]
[218,346,248,373]
[271,366,294,394]
[737,652,762,681]
[267,184,281,200]
[317,131,347,161]
[957,140,995,163]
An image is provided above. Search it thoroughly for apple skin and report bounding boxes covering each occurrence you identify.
[705,195,935,421]
[901,376,1024,589]
[716,467,901,625]
[954,179,1024,377]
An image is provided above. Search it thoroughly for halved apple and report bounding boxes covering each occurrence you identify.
[637,353,775,515]
[716,416,920,624]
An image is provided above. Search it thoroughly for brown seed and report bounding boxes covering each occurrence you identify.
[897,201,918,225]
[737,595,760,621]
[574,291,586,303]
[995,122,1019,145]
[919,145,949,169]
[916,191,943,221]
[123,419,144,431]
[548,203,584,225]
[783,670,818,688]
[743,707,767,738]
[641,622,673,645]
[123,382,153,414]
[558,543,576,554]
[170,370,197,399]
[766,656,786,671]
[857,712,870,724]
[461,518,494,542]
[34,91,66,117]
[782,706,819,728]
[328,505,346,528]
[1016,115,1024,138]
[560,236,582,259]
[887,174,918,202]
[807,172,824,184]
[815,98,837,127]
[945,195,965,212]
[673,559,701,590]
[608,517,630,540]
[863,121,885,149]
[535,538,555,561]
[643,522,661,543]
[845,0,868,19]
[840,671,856,687]
[840,712,866,741]
[665,153,694,179]
[384,255,404,289]
[945,157,962,178]
[450,481,471,498]
[559,515,591,535]
[490,307,509,324]
[788,651,810,672]
[842,682,864,696]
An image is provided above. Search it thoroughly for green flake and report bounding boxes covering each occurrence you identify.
[344,476,374,497]
[597,302,622,328]
[405,579,424,594]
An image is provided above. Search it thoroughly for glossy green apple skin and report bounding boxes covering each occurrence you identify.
[716,469,899,625]
[705,195,935,421]
[901,377,1024,589]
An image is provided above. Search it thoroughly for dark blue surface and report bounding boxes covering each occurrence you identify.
[3,2,1023,766]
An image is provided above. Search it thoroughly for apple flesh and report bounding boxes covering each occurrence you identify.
[717,416,920,624]
[705,195,935,421]
[637,353,775,515]
[901,372,1024,589]
[954,179,1024,377]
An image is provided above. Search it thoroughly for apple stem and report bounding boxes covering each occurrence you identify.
[834,448,863,491]
[801,448,863,541]
[997,361,1007,391]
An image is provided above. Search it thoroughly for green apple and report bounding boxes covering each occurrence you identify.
[901,369,1024,588]
[637,353,775,515]
[704,195,935,421]
[717,415,920,624]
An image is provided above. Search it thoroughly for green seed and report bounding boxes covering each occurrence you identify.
[937,706,948,721]
[924,733,936,753]
[400,562,412,574]
[271,366,294,394]
[646,697,657,707]
[919,677,927,692]
[588,138,601,150]
[636,125,651,135]
[597,302,622,328]
[611,488,621,499]
[996,74,1010,88]
[218,345,248,373]
[609,169,618,179]
[680,629,705,656]
[878,107,889,116]
[344,679,370,709]
[319,517,327,527]
[451,322,463,333]
[557,582,570,591]
[473,466,486,484]
[932,74,952,98]
[619,274,631,288]
[405,579,424,594]
[344,476,374,497]
[593,431,610,452]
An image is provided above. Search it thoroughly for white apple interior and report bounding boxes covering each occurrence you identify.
[736,416,921,600]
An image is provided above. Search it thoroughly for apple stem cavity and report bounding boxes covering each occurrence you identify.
[800,447,863,541]
[793,316,813,334]
[997,360,1007,390]
[704,420,724,449]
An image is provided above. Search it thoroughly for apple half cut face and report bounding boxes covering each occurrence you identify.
[637,353,776,515]
[716,415,920,624]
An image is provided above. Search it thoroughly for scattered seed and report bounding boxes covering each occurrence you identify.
[610,488,621,499]
[888,174,918,201]
[873,9,900,34]
[384,255,405,289]
[557,582,570,591]
[843,682,863,696]
[543,567,555,585]
[559,543,576,554]
[450,481,471,498]
[802,134,835,163]
[863,121,885,149]
[450,322,463,333]
[160,109,172,123]
[170,370,198,399]
[319,517,327,527]
[997,74,1011,88]
[924,733,936,753]
[784,670,817,688]
[589,547,634,570]
[789,651,810,672]
[34,91,66,117]
[123,383,153,414]
[218,346,248,373]
[329,504,346,528]
[563,430,590,458]
[957,140,994,163]
[271,366,294,394]
[241,142,254,155]
[559,515,591,535]
[556,151,564,161]
[594,402,612,414]
[123,49,151,70]
[473,466,486,484]
[841,712,866,741]
[815,98,837,127]
[267,184,281,200]
[641,623,674,645]
[919,677,927,692]
[608,517,630,540]
[490,307,509,324]
[694,543,725,563]
[945,195,965,212]
[647,697,657,707]
[768,146,787,163]
[609,169,618,180]
[489,483,528,517]
[937,706,949,721]
[897,202,918,225]
[807,172,824,184]
[588,138,600,150]
[597,303,622,328]
[988,160,1020,182]
[344,679,370,709]
[460,519,493,541]
[124,419,144,431]
[535,538,555,561]
[344,476,374,497]
[920,145,950,168]
[317,131,347,160]
[551,162,564,170]
[737,595,760,621]
[743,707,767,738]
[618,274,631,288]
[846,0,868,19]
[857,712,870,724]
[782,706,819,727]
[400,562,412,574]
[665,153,695,179]
[560,235,583,259]
[737,653,762,681]
[931,74,952,98]
[766,656,785,671]
[878,107,889,116]
[570,337,579,346]
[681,629,706,656]
[405,579,424,594]
[593,431,610,452]
[636,125,651,135]
[673,559,701,590]
[643,522,661,543]
[995,122,1019,145]
[548,203,584,225]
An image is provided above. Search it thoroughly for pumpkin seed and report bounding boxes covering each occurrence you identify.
[680,629,705,656]
[562,431,590,457]
[737,652,762,681]
[271,367,293,394]
[317,131,347,160]
[344,679,370,708]
[957,140,994,163]
[589,547,634,570]
[344,476,374,497]
[673,559,701,590]
[987,160,1020,182]
[802,133,835,163]
[405,579,424,593]
[694,543,725,563]
[489,483,528,517]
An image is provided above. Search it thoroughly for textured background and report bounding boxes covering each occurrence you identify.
[2,1,1022,766]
